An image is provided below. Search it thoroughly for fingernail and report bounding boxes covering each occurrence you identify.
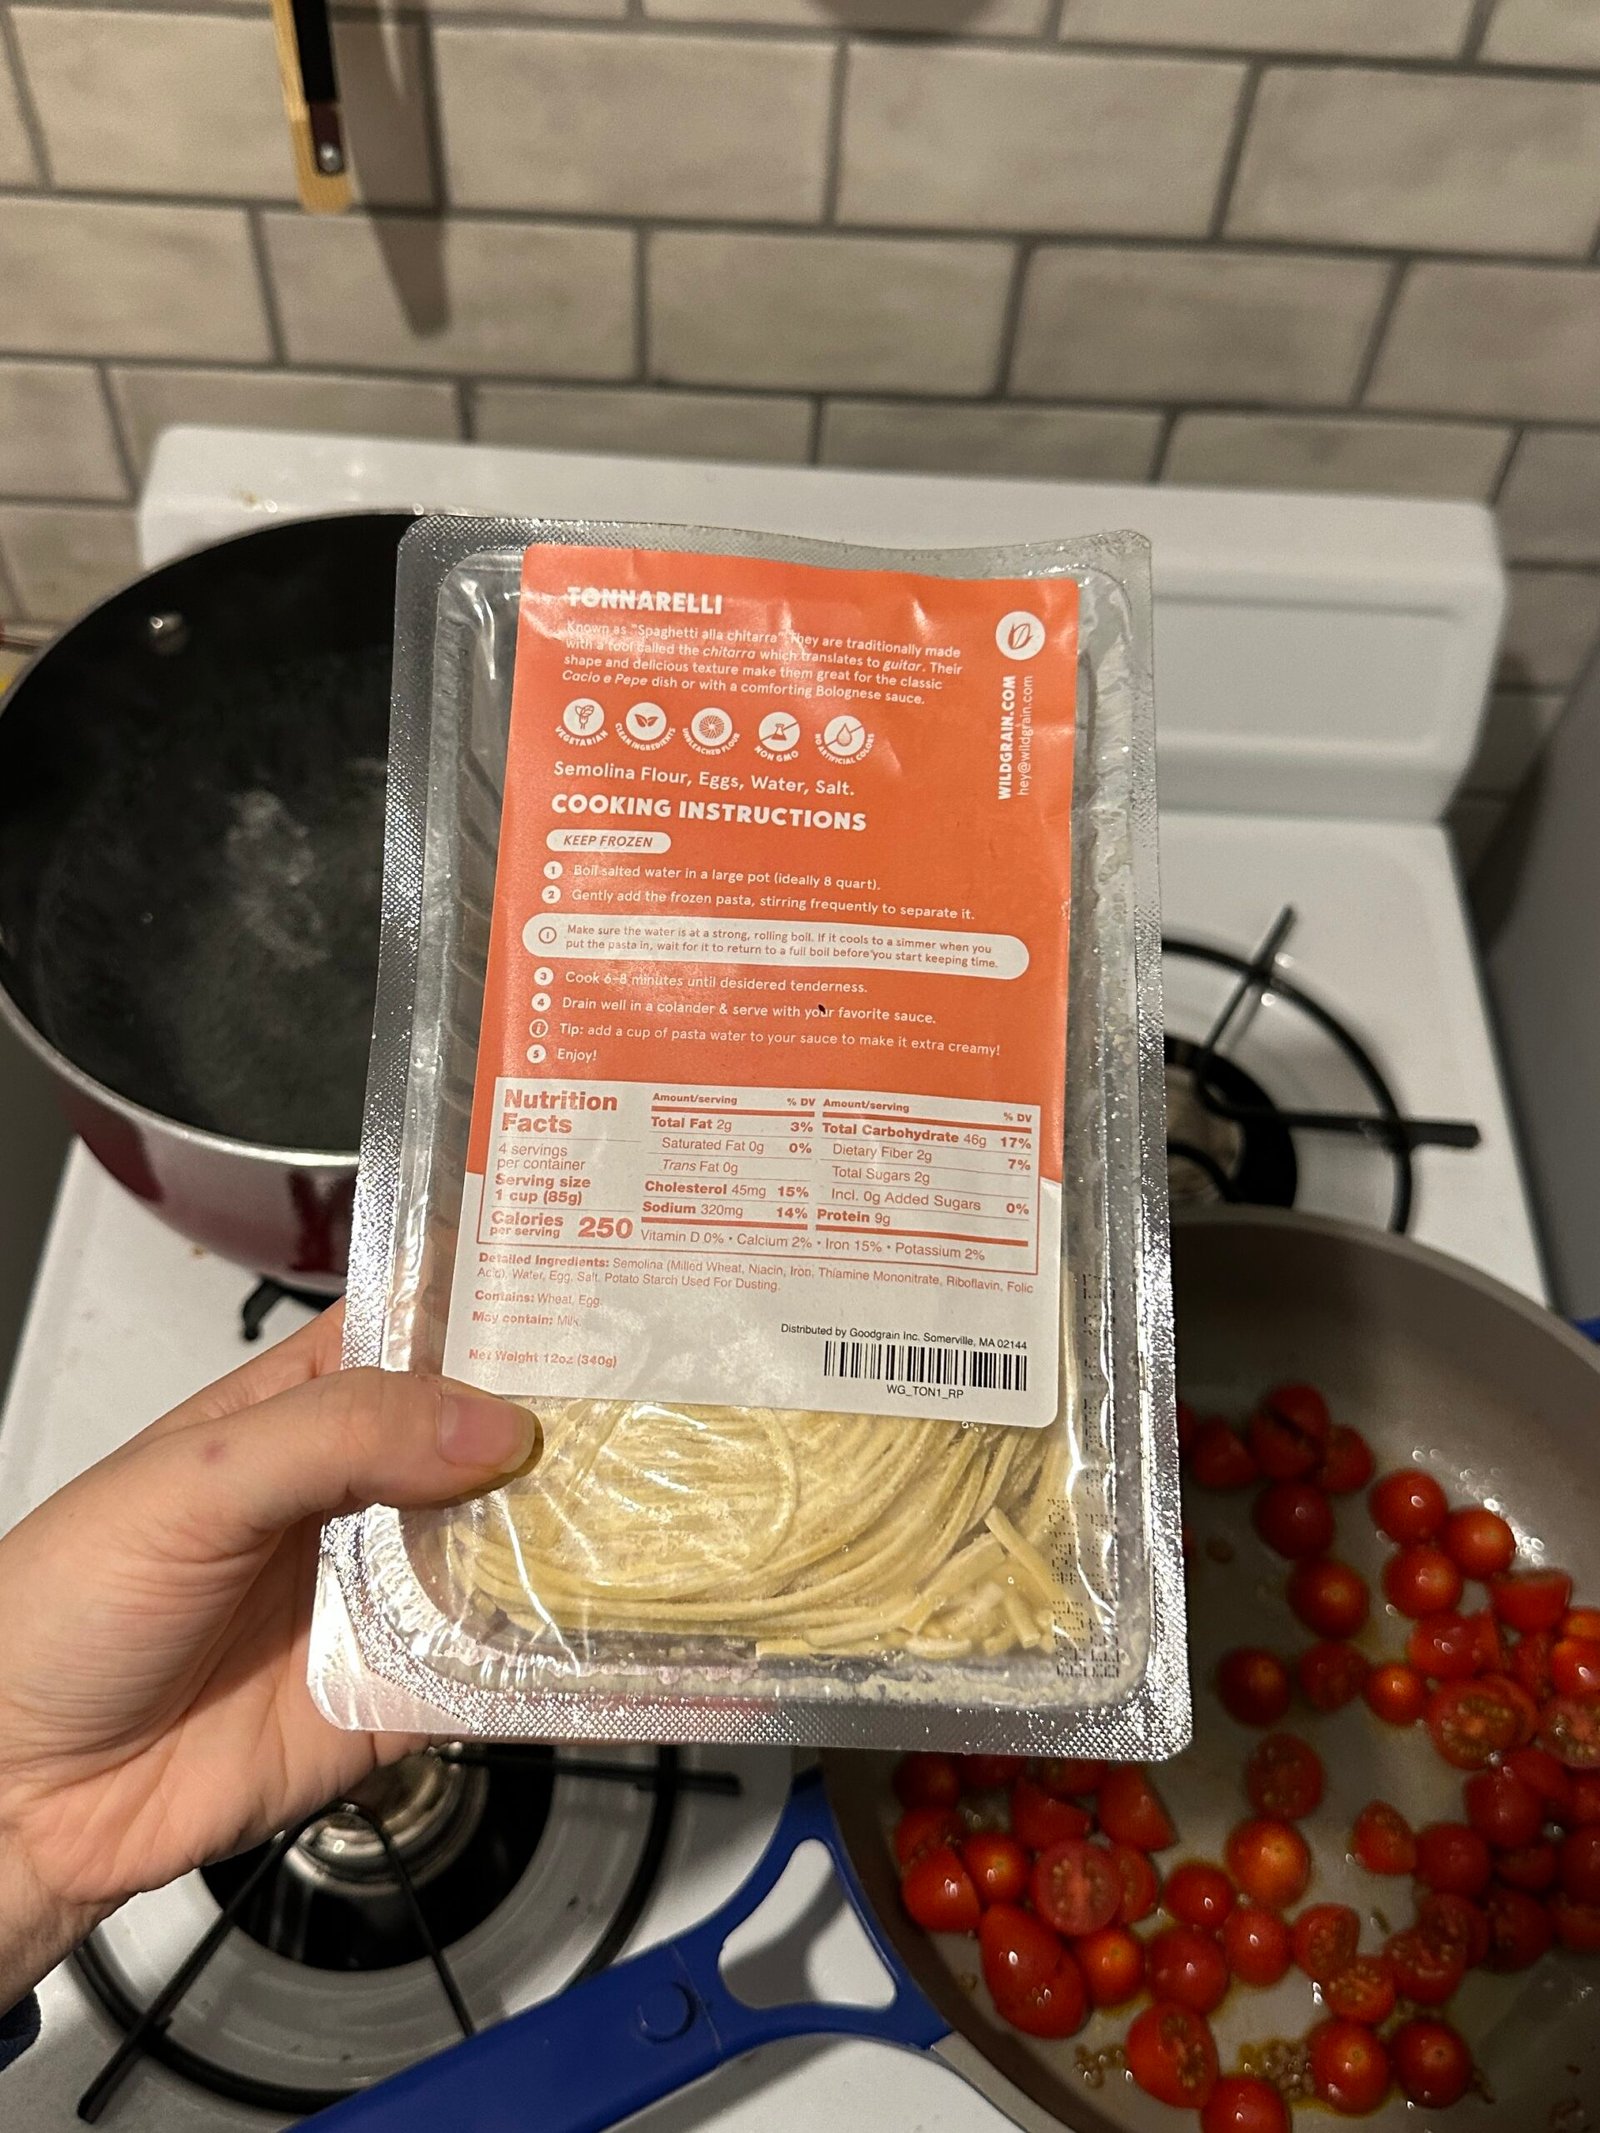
[438,1391,540,1473]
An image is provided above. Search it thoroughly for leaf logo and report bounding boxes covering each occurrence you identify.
[994,610,1046,659]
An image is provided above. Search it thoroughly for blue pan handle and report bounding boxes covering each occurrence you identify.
[306,1768,949,2131]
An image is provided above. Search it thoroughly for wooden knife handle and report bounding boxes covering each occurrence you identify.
[269,0,351,214]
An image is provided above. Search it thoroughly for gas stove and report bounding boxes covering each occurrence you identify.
[0,429,1543,2130]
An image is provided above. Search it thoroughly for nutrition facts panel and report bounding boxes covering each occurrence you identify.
[479,1079,1043,1274]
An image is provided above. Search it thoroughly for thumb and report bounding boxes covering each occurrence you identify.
[133,1368,538,1558]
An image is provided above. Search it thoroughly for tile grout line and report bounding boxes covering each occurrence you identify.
[0,4,55,186]
[453,376,473,442]
[806,394,824,465]
[1348,257,1409,407]
[1205,58,1261,243]
[820,36,848,226]
[92,363,139,499]
[634,226,651,384]
[244,206,290,366]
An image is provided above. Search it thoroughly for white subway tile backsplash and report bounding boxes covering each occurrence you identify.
[109,367,459,472]
[1164,412,1510,498]
[1013,246,1386,403]
[1369,263,1600,424]
[0,362,124,499]
[650,232,1014,395]
[12,11,432,206]
[1482,0,1600,67]
[643,0,1047,32]
[0,40,35,185]
[1498,433,1600,564]
[0,503,138,620]
[1229,68,1600,256]
[1058,0,1471,55]
[819,398,1162,477]
[0,199,269,361]
[473,384,812,462]
[1500,570,1600,691]
[263,215,635,379]
[436,30,830,221]
[837,47,1242,236]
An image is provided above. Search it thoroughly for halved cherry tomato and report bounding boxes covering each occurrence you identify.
[1365,1660,1427,1726]
[1201,2075,1290,2133]
[1031,1839,1121,1938]
[1163,1861,1236,1933]
[1513,1627,1557,1702]
[1125,2001,1220,2109]
[978,1901,1062,2005]
[1391,2017,1474,2108]
[1189,1419,1259,1490]
[1552,1637,1600,1700]
[1560,1826,1600,1904]
[1415,1821,1492,1897]
[1286,1559,1369,1640]
[960,1831,1029,1906]
[995,1953,1088,2039]
[1309,2017,1391,2115]
[1291,1902,1360,1983]
[1468,1608,1506,1673]
[1542,1696,1600,1771]
[900,1845,981,1933]
[1352,1799,1417,1876]
[1073,1923,1144,2009]
[1417,1889,1491,1967]
[1248,1383,1331,1480]
[1464,1768,1544,1851]
[1442,1505,1517,1580]
[1252,1479,1335,1560]
[1245,1733,1325,1820]
[1385,1926,1467,2006]
[1491,1568,1573,1634]
[1481,1671,1540,1745]
[1216,1648,1292,1728]
[1298,1640,1369,1712]
[1097,1766,1176,1852]
[1384,1544,1464,1618]
[1484,1884,1554,1971]
[894,1753,961,1810]
[1564,1606,1600,1643]
[1147,1924,1230,2015]
[958,1755,1023,1792]
[1407,1610,1482,1681]
[1427,1677,1529,1768]
[1369,1467,1448,1544]
[1029,1757,1105,1798]
[1549,1892,1600,1952]
[1496,1840,1558,1892]
[1323,1953,1397,2025]
[1315,1425,1374,1497]
[1222,1902,1292,1986]
[1505,1743,1574,1820]
[1009,1774,1091,1851]
[894,1806,965,1868]
[1107,1840,1160,1924]
[1225,1818,1310,1909]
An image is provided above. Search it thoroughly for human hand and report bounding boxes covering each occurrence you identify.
[0,1308,535,2007]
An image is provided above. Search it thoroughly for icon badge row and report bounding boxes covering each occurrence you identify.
[559,698,871,764]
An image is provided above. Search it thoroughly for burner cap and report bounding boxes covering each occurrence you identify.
[290,1753,487,1892]
[1164,1034,1297,1210]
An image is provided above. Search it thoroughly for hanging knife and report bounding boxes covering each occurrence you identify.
[269,0,352,213]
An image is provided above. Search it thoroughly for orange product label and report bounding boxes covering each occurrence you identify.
[441,545,1078,1427]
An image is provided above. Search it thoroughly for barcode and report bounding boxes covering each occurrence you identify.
[821,1338,1028,1393]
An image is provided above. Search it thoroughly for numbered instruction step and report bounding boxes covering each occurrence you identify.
[481,1079,1042,1272]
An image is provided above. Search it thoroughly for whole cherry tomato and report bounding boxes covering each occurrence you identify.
[1563,1606,1600,1642]
[994,1954,1087,2039]
[1297,1640,1369,1712]
[1391,2017,1474,2108]
[1225,1818,1310,1909]
[1096,1766,1176,1852]
[1496,1840,1558,1892]
[1463,1767,1544,1851]
[1364,1661,1427,1726]
[1201,2076,1289,2133]
[1560,1825,1600,1904]
[1010,1774,1092,1851]
[1291,1902,1360,1983]
[1216,1647,1292,1728]
[1483,1884,1554,1971]
[894,1753,961,1810]
[1369,1467,1448,1545]
[1352,1799,1417,1876]
[978,1902,1077,2035]
[959,1832,1029,1906]
[1287,1559,1369,1640]
[1248,1383,1332,1480]
[1569,1773,1600,1825]
[1384,1544,1464,1618]
[1415,1821,1492,1898]
[1125,2001,1219,2109]
[1073,1923,1144,2009]
[1513,1627,1557,1702]
[1407,1610,1483,1681]
[900,1845,981,1933]
[1030,1838,1122,1938]
[1490,1568,1574,1634]
[1221,1903,1292,1986]
[1315,1425,1374,1497]
[1442,1505,1516,1580]
[958,1755,1024,1791]
[1189,1420,1259,1490]
[1505,1743,1574,1822]
[1309,2018,1391,2115]
[1029,1757,1105,1798]
[1146,1924,1230,2015]
[1552,1636,1600,1699]
[1323,1953,1398,2026]
[895,1806,965,1868]
[1549,1892,1600,1952]
[1163,1861,1237,1933]
[1245,1733,1325,1820]
[1252,1479,1335,1560]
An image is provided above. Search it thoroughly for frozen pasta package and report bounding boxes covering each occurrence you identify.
[313,517,1187,1756]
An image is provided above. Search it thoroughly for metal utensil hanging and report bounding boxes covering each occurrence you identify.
[269,0,352,213]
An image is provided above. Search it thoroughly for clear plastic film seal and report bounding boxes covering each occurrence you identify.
[313,517,1188,1757]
